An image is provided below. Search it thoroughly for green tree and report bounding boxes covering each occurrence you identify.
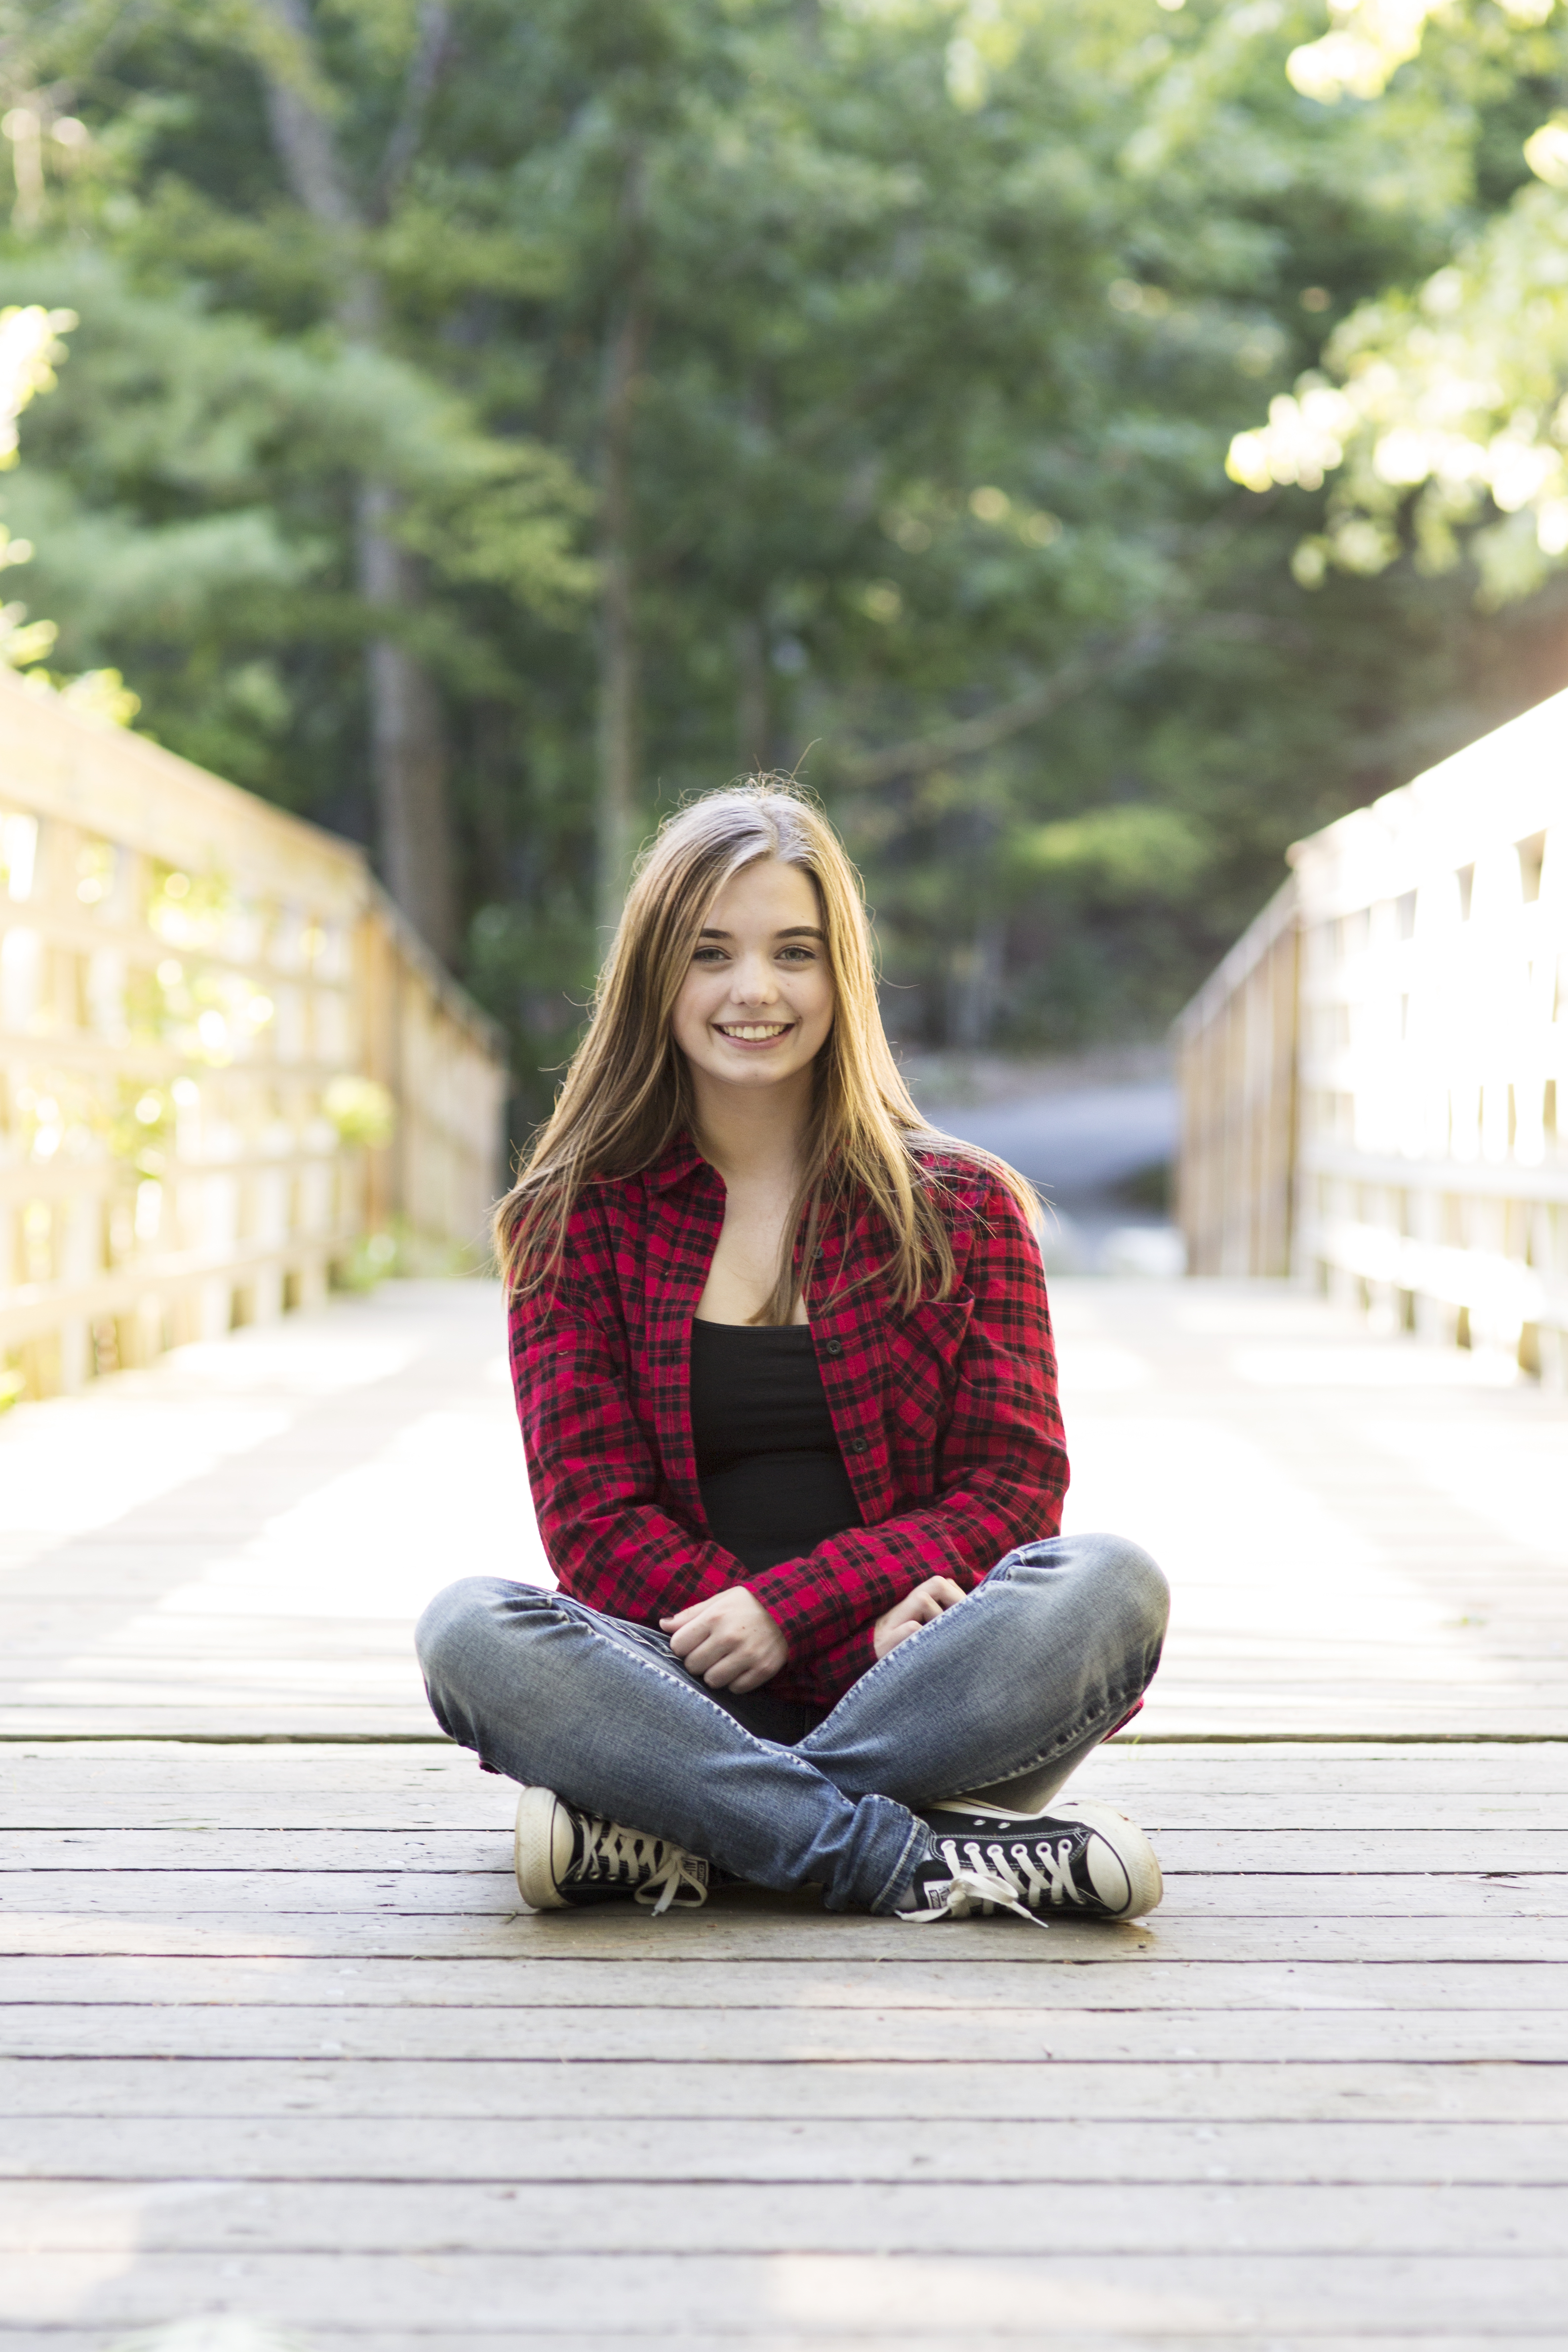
[0,0,594,960]
[1,0,1562,1113]
[1228,0,1568,595]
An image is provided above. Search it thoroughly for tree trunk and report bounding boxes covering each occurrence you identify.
[256,0,458,964]
[595,284,649,938]
[948,910,1006,1051]
[734,614,770,774]
[356,485,458,957]
[594,144,651,941]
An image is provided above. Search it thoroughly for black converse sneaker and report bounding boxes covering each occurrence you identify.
[899,1796,1163,1924]
[513,1786,710,1915]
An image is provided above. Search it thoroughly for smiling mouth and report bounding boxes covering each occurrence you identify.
[715,1021,794,1042]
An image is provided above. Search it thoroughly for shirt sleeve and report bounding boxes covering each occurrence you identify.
[509,1206,742,1629]
[743,1178,1068,1657]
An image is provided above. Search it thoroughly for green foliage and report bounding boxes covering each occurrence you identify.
[1015,808,1211,900]
[321,1074,394,1148]
[1,0,1565,1124]
[1230,0,1568,606]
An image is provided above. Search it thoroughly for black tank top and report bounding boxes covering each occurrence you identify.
[688,1320,862,1572]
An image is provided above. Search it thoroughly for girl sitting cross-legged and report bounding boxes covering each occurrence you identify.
[416,783,1170,1923]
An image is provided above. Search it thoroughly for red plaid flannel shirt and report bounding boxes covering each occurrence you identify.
[507,1133,1069,1707]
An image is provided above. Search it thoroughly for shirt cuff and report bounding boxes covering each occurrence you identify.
[744,1555,862,1649]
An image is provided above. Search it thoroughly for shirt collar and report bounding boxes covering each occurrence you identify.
[646,1130,712,1194]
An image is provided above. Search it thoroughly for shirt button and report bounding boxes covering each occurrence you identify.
[847,1436,867,1454]
[821,1337,843,1358]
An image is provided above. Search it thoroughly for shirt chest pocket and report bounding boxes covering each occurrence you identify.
[883,1297,974,1441]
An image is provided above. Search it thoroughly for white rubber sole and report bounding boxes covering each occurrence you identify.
[926,1794,1164,1919]
[513,1784,571,1911]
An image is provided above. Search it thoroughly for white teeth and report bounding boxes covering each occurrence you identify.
[719,1023,789,1041]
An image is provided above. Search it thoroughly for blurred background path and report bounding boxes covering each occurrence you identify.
[912,1050,1183,1275]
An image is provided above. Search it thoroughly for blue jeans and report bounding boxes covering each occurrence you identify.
[415,1532,1169,1916]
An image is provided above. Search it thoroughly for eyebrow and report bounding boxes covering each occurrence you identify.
[697,925,824,941]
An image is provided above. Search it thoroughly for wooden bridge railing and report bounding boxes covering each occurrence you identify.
[0,669,509,1403]
[1172,876,1299,1283]
[1175,685,1568,1381]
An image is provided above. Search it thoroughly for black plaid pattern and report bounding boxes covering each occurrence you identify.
[508,1135,1067,1708]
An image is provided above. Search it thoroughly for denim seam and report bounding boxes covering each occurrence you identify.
[501,1589,912,1901]
[537,1592,843,1785]
[869,1804,929,1915]
[946,1678,1150,1792]
[799,1567,1012,1746]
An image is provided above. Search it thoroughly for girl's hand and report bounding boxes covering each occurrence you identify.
[872,1575,967,1662]
[662,1586,788,1691]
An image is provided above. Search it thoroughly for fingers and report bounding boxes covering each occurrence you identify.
[666,1598,732,1656]
[677,1624,730,1678]
[698,1634,767,1689]
[662,1590,783,1690]
[902,1584,959,1629]
[662,1584,758,1637]
[678,1618,759,1683]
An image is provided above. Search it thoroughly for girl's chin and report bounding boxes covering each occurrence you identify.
[699,1039,816,1083]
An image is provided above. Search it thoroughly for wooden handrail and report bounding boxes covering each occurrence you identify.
[1175,685,1568,1378]
[0,669,509,1401]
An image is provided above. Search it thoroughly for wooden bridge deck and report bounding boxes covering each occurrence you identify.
[2,1276,1566,2350]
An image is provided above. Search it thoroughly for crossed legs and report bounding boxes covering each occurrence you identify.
[416,1531,1169,1916]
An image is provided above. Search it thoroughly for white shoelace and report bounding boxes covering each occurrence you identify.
[576,1814,709,1914]
[900,1833,1088,1925]
[634,1849,710,1915]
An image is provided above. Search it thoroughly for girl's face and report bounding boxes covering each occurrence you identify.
[672,857,836,1097]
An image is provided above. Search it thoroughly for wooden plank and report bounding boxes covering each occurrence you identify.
[0,2334,1544,2352]
[7,1864,1567,1918]
[15,1699,1568,1736]
[5,2114,1568,2185]
[9,1938,1568,1994]
[8,1784,1568,1836]
[16,1624,1568,1662]
[5,2005,1563,2062]
[0,2334,1550,2352]
[7,1733,1567,1773]
[5,2055,1561,2124]
[6,1907,1568,1961]
[4,2246,1568,2333]
[3,1815,1568,1872]
[12,2175,1568,2257]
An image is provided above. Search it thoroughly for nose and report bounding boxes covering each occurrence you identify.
[728,951,778,1006]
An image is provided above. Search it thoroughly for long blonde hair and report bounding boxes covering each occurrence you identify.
[495,781,1034,1321]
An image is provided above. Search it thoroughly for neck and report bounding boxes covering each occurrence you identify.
[688,1062,816,1185]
